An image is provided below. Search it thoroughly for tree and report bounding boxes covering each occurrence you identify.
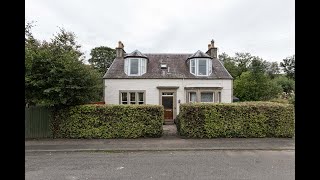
[265,61,280,79]
[218,52,238,78]
[273,75,295,93]
[234,71,282,101]
[249,58,268,74]
[280,55,295,79]
[25,24,102,107]
[219,52,271,79]
[233,52,254,77]
[88,46,116,75]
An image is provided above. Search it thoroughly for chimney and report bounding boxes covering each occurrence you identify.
[116,41,125,58]
[206,39,218,58]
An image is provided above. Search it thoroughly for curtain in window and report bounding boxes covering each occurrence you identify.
[141,59,146,74]
[208,59,212,75]
[191,59,195,74]
[124,59,129,75]
[189,92,197,102]
[200,92,213,102]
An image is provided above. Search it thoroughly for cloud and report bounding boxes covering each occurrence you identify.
[26,0,294,63]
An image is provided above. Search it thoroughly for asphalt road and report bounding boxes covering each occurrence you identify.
[25,150,294,180]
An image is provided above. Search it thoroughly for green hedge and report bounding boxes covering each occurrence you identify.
[177,102,294,138]
[52,104,164,138]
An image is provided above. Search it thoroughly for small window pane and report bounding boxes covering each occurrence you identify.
[138,92,144,101]
[198,59,207,75]
[130,59,139,74]
[124,59,129,75]
[208,60,212,75]
[122,93,127,101]
[189,92,197,102]
[218,92,221,103]
[141,59,146,74]
[130,92,136,104]
[201,92,213,102]
[191,60,195,74]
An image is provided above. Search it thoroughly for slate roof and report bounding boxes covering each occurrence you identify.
[124,50,148,59]
[103,51,233,79]
[187,50,212,59]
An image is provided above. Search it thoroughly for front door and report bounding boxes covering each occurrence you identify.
[162,96,173,120]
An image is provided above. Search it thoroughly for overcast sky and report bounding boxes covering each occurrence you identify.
[26,0,294,63]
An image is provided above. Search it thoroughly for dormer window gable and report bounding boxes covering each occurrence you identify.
[188,50,213,76]
[124,50,148,76]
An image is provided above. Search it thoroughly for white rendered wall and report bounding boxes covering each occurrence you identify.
[104,79,233,114]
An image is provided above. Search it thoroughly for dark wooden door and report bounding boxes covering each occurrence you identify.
[162,96,173,120]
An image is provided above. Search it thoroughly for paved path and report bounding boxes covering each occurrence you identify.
[25,137,294,152]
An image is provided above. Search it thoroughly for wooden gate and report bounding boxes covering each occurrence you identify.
[25,106,53,138]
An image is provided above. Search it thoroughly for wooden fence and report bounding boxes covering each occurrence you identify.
[25,106,53,138]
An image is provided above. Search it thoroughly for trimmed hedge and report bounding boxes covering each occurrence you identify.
[52,104,164,138]
[177,102,294,138]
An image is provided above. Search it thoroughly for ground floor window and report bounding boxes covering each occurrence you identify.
[120,91,145,104]
[186,88,222,103]
[200,92,214,102]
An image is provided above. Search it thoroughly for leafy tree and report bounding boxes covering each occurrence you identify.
[265,61,280,78]
[233,52,254,77]
[25,23,102,107]
[218,53,238,78]
[234,71,282,101]
[272,75,295,93]
[219,52,270,79]
[88,46,116,75]
[280,55,295,79]
[249,58,268,74]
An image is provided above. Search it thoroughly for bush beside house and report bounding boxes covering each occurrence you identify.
[52,104,164,138]
[177,102,294,138]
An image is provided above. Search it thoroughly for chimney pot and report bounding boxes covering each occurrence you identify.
[206,39,218,58]
[211,39,215,47]
[116,41,125,58]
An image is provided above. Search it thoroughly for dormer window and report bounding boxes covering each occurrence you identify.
[124,58,147,76]
[190,58,212,76]
[124,50,148,76]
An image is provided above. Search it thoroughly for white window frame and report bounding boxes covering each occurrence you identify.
[124,58,147,76]
[186,89,221,103]
[189,58,212,76]
[200,92,215,103]
[188,92,197,103]
[120,91,145,105]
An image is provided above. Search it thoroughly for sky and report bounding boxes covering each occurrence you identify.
[25,0,295,63]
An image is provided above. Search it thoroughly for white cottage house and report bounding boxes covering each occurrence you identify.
[103,40,233,124]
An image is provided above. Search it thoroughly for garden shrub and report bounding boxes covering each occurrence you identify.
[52,104,164,138]
[177,102,294,138]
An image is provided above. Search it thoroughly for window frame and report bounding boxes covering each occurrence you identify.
[200,91,215,103]
[189,58,212,76]
[119,90,146,105]
[188,92,197,103]
[186,88,221,103]
[124,58,147,76]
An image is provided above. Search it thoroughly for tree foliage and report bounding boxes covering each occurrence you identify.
[273,75,295,93]
[88,46,116,75]
[234,71,282,101]
[218,53,238,78]
[219,52,280,79]
[280,55,295,79]
[265,61,280,79]
[25,22,102,107]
